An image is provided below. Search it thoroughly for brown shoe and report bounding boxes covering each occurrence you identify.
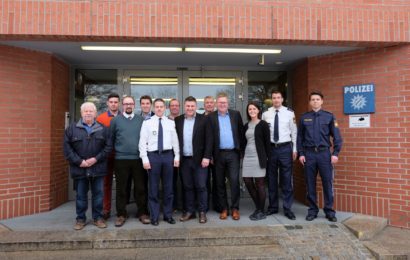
[73,220,86,230]
[93,219,107,229]
[199,212,207,224]
[232,209,240,220]
[139,214,151,225]
[115,216,127,227]
[219,209,228,220]
[179,212,196,222]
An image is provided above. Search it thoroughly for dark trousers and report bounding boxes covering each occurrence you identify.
[114,159,148,217]
[267,143,294,212]
[207,163,221,212]
[147,151,174,222]
[215,150,240,210]
[304,149,335,217]
[102,157,114,215]
[172,166,186,211]
[181,157,208,213]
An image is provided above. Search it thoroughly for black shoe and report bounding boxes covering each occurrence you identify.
[284,211,296,220]
[253,211,266,221]
[164,217,176,224]
[305,214,317,221]
[265,209,279,216]
[151,220,159,226]
[249,210,260,221]
[326,215,337,222]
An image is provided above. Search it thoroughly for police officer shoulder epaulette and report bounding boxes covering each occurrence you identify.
[287,107,294,112]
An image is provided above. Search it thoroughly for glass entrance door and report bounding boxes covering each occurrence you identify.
[123,70,243,115]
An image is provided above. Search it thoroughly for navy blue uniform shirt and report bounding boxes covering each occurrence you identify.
[297,109,342,157]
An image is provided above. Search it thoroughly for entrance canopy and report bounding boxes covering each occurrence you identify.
[0,41,360,68]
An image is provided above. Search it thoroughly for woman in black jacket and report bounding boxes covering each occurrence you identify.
[241,102,271,220]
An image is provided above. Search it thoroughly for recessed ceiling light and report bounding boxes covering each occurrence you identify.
[81,46,183,52]
[185,47,281,54]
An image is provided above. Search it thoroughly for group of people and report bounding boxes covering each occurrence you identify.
[63,90,342,230]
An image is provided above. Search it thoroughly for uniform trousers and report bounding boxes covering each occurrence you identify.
[304,149,335,217]
[114,159,148,218]
[215,150,240,210]
[147,151,174,222]
[180,157,208,213]
[267,143,294,212]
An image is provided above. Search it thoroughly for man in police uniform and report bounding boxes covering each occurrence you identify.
[297,91,342,222]
[262,90,297,220]
[139,98,180,226]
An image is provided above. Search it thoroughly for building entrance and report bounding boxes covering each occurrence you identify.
[123,70,243,114]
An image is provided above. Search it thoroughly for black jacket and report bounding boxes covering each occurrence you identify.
[63,120,112,179]
[175,113,213,165]
[208,109,244,160]
[242,120,271,169]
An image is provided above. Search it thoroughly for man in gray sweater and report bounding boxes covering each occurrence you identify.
[110,96,150,227]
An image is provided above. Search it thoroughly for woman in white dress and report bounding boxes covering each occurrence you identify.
[241,102,271,220]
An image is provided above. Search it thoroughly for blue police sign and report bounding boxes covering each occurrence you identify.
[343,83,375,114]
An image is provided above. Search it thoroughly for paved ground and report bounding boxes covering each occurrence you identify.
[0,199,353,231]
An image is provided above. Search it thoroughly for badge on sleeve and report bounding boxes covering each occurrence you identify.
[334,120,339,128]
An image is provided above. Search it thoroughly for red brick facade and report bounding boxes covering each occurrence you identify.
[0,0,409,227]
[0,45,69,219]
[292,45,410,228]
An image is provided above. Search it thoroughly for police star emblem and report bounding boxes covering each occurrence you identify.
[334,120,339,128]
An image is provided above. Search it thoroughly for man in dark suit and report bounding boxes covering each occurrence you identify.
[175,96,213,223]
[208,92,244,220]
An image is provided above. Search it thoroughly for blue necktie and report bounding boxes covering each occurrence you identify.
[158,118,163,152]
[274,110,279,142]
[313,112,320,146]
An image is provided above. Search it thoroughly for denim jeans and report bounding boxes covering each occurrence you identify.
[75,176,104,221]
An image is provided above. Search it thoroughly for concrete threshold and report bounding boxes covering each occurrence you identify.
[0,226,282,252]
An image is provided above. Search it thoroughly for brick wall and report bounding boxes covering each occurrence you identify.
[0,45,69,219]
[0,0,408,45]
[292,45,410,228]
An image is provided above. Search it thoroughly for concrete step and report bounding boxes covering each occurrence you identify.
[1,244,289,260]
[0,226,282,252]
[343,214,388,240]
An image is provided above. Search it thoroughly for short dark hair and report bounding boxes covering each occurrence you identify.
[309,91,324,100]
[140,95,152,105]
[153,98,165,106]
[107,93,120,101]
[271,90,283,98]
[246,102,262,121]
[184,96,197,103]
[168,98,180,107]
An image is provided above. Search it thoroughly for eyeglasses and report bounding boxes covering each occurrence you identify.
[123,103,135,106]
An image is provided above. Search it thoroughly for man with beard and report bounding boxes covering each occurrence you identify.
[96,93,120,220]
[110,96,150,227]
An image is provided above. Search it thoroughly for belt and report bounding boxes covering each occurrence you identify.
[148,150,172,154]
[219,149,235,152]
[182,155,193,159]
[271,141,291,148]
[304,146,328,152]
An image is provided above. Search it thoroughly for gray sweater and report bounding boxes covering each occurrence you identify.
[110,114,143,159]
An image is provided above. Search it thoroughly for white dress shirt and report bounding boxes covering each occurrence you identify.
[123,112,134,119]
[139,115,180,164]
[262,106,297,152]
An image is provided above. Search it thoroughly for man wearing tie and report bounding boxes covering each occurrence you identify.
[262,90,297,220]
[139,98,180,226]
